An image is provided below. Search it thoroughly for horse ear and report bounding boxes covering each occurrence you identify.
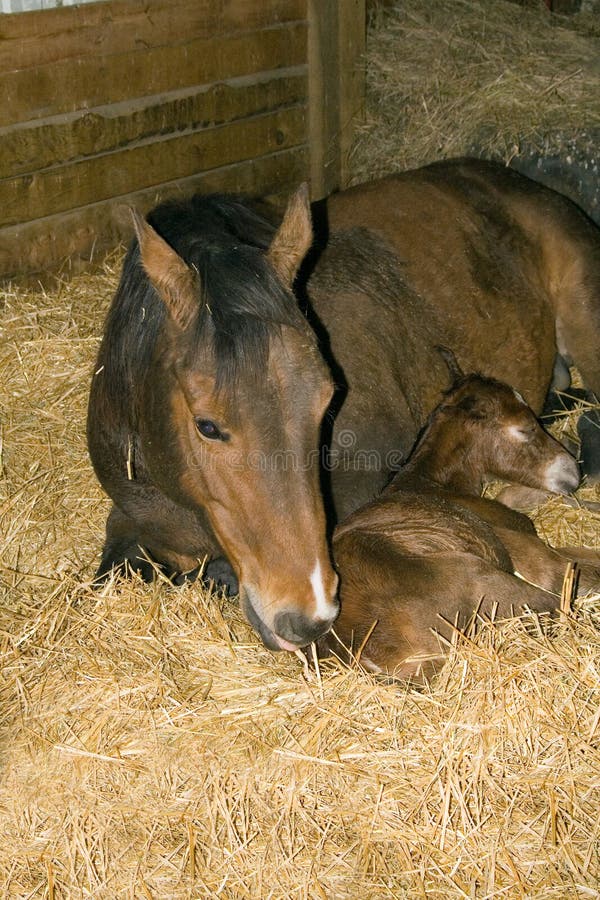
[267,183,313,287]
[130,208,199,330]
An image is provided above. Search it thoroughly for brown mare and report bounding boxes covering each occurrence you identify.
[327,357,600,681]
[88,158,600,653]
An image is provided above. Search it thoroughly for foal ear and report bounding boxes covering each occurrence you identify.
[131,208,199,330]
[267,183,313,287]
[436,345,464,385]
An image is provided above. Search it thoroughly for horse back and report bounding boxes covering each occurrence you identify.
[312,158,562,407]
[322,157,600,388]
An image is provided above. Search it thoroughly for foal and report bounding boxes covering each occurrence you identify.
[326,358,598,681]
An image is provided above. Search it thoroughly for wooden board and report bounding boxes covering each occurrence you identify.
[307,0,365,198]
[0,22,307,126]
[307,0,339,198]
[0,106,306,228]
[0,68,307,179]
[0,0,366,280]
[0,147,308,282]
[0,0,305,69]
[338,0,366,187]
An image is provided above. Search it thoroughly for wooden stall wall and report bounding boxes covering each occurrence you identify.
[0,0,365,281]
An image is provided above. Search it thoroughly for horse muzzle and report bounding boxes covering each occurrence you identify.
[242,586,339,651]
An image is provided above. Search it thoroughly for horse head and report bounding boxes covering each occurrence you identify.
[129,187,339,650]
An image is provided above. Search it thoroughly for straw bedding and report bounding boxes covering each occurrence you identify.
[351,0,600,184]
[2,3,600,897]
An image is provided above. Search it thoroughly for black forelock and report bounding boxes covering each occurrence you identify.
[187,237,304,391]
[147,193,306,389]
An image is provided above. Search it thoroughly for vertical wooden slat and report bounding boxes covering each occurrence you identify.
[307,0,340,199]
[338,0,366,188]
[307,0,365,199]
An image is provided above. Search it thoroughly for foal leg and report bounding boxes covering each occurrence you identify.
[328,552,557,682]
[554,546,600,564]
[495,526,600,596]
[553,269,600,481]
[552,545,600,596]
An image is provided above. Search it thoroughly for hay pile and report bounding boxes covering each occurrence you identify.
[2,2,600,895]
[351,0,600,184]
[2,258,600,899]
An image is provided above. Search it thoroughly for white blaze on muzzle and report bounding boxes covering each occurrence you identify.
[310,559,339,620]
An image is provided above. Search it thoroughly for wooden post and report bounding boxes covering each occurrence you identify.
[307,0,365,200]
[338,0,366,188]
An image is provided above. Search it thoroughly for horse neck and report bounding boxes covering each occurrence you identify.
[399,420,484,496]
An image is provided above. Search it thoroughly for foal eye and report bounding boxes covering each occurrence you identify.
[195,418,226,441]
[507,424,534,442]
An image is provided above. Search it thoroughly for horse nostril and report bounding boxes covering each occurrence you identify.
[274,608,336,646]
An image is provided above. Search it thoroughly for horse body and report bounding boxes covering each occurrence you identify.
[328,366,599,681]
[308,158,600,519]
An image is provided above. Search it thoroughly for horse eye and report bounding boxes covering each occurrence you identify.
[195,418,226,441]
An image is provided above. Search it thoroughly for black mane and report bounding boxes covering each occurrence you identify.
[98,193,306,425]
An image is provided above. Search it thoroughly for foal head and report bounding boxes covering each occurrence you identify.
[406,349,580,496]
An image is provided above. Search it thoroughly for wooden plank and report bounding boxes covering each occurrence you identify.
[307,0,340,199]
[0,22,307,127]
[0,106,307,227]
[338,0,366,187]
[0,147,309,282]
[0,0,305,70]
[307,0,366,197]
[0,68,307,179]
